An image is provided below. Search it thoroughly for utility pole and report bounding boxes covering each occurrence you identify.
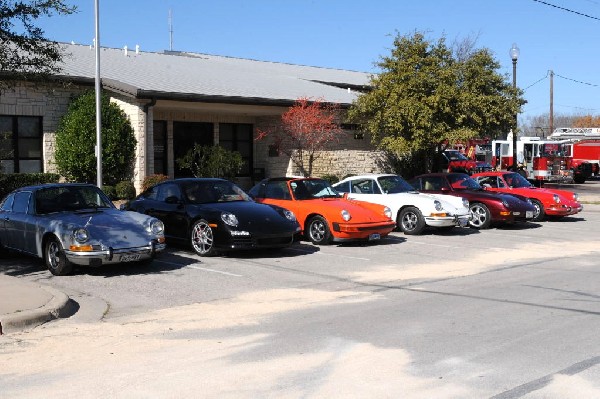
[95,0,102,188]
[549,70,554,136]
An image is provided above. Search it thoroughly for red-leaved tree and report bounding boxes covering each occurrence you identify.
[257,97,343,177]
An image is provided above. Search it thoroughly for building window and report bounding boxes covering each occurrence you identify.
[0,116,43,173]
[173,121,214,178]
[153,120,168,175]
[219,123,253,177]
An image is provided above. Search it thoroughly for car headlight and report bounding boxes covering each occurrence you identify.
[383,206,392,219]
[462,198,469,208]
[149,220,164,235]
[73,228,89,243]
[434,200,443,212]
[553,194,560,204]
[283,209,296,222]
[221,212,239,227]
[573,193,579,201]
[341,209,351,221]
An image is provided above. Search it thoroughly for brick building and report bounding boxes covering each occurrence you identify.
[0,43,384,192]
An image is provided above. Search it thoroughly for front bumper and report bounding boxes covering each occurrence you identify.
[545,203,583,217]
[425,214,470,228]
[64,241,166,266]
[331,220,396,242]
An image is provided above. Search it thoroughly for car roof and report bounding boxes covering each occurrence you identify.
[337,174,397,182]
[13,183,97,192]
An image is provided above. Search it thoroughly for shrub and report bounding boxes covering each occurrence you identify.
[54,90,136,185]
[320,174,339,184]
[102,185,116,200]
[115,180,136,200]
[141,174,169,192]
[176,144,243,179]
[0,173,60,199]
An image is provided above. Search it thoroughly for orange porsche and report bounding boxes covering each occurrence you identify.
[248,177,396,245]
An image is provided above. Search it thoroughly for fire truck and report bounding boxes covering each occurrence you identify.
[491,135,573,184]
[549,128,600,182]
[447,138,493,173]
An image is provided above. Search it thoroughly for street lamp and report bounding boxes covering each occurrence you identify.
[509,43,520,169]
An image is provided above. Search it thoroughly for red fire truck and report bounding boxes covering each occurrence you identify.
[549,128,600,181]
[491,135,573,184]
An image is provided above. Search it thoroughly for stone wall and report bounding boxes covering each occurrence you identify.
[254,115,385,179]
[0,81,88,173]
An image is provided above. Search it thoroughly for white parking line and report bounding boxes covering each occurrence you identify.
[188,264,243,277]
[287,247,370,261]
[154,259,244,277]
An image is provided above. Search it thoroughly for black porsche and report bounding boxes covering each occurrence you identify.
[126,178,301,256]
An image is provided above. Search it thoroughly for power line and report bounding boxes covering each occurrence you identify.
[532,0,600,21]
[555,73,600,87]
[523,73,549,91]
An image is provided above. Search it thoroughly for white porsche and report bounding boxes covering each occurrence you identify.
[333,174,470,235]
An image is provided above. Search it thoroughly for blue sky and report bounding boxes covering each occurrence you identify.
[37,0,600,127]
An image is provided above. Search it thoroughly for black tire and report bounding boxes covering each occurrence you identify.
[45,236,73,276]
[398,206,426,235]
[190,219,217,256]
[306,215,332,245]
[574,175,586,184]
[531,199,545,222]
[469,203,492,229]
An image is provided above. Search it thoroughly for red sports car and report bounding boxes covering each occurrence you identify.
[472,171,583,221]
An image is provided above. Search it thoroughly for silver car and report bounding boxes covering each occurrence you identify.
[0,183,166,275]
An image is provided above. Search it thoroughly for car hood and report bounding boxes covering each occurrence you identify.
[194,201,299,231]
[401,192,467,213]
[48,209,159,248]
[301,198,390,222]
[511,187,580,204]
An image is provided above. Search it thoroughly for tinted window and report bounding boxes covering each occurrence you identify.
[0,194,14,211]
[264,181,291,200]
[12,192,31,214]
[333,181,350,193]
[157,183,182,202]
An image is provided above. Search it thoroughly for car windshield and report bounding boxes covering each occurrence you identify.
[447,174,482,190]
[35,186,113,214]
[183,180,251,204]
[445,150,468,161]
[504,173,532,188]
[290,179,340,200]
[377,175,416,193]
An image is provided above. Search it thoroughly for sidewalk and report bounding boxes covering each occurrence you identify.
[0,274,71,335]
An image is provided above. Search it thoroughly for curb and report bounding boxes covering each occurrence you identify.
[0,284,71,334]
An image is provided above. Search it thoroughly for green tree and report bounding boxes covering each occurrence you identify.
[0,1,76,85]
[348,31,523,173]
[176,144,243,180]
[54,90,136,185]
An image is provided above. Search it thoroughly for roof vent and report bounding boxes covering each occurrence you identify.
[124,45,128,56]
[135,44,140,54]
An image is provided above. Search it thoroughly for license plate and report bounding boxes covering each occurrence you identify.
[526,211,534,218]
[120,254,141,262]
[369,233,381,241]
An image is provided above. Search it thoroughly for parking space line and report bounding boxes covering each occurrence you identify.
[288,247,370,261]
[188,264,243,277]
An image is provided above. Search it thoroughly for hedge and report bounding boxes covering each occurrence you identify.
[0,173,61,199]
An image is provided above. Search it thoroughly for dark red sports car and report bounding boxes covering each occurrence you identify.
[409,173,536,229]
